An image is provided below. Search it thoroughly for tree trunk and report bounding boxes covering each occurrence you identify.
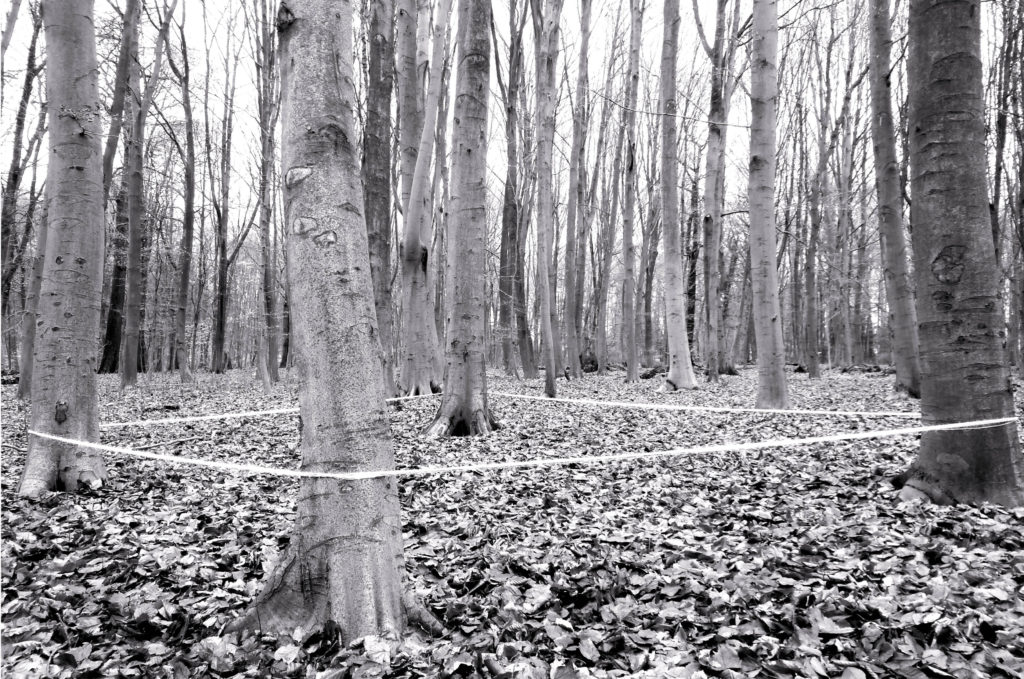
[120,0,143,388]
[363,0,397,396]
[238,0,405,635]
[19,0,107,497]
[748,0,788,407]
[18,199,46,399]
[531,0,564,396]
[562,0,590,379]
[900,0,1024,506]
[425,0,497,437]
[660,0,697,391]
[257,0,280,385]
[868,0,920,396]
[620,0,643,383]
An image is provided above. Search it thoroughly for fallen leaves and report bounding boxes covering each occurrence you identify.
[2,367,1023,677]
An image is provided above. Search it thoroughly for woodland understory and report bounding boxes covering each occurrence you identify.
[2,367,1023,679]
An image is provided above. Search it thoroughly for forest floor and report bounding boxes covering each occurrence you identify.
[2,366,1023,679]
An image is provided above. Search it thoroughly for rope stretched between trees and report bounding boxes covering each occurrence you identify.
[27,417,1018,482]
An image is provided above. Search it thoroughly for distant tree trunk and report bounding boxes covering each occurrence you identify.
[660,0,697,392]
[18,199,46,399]
[868,0,920,396]
[899,0,1024,506]
[425,0,497,437]
[748,0,788,407]
[398,0,450,395]
[167,15,195,383]
[19,0,107,497]
[238,0,405,634]
[596,124,624,374]
[620,0,643,383]
[562,0,590,379]
[531,0,564,396]
[363,0,397,396]
[256,0,280,384]
[100,0,139,205]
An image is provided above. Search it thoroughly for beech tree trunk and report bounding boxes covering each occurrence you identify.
[425,0,497,437]
[363,0,397,395]
[531,0,564,397]
[19,0,107,497]
[238,0,405,635]
[868,0,920,397]
[901,0,1024,506]
[748,0,788,408]
[256,0,280,384]
[398,0,450,395]
[660,0,697,394]
[18,199,46,400]
[620,0,643,383]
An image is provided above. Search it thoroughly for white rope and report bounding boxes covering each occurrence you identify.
[27,416,1017,482]
[491,391,919,419]
[99,393,440,429]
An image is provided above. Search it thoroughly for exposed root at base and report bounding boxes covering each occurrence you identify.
[890,466,957,505]
[423,405,499,438]
[402,591,444,636]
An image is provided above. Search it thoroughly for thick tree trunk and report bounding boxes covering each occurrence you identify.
[748,0,788,407]
[531,0,564,396]
[425,0,497,437]
[363,0,397,396]
[238,0,405,636]
[660,0,697,393]
[868,0,920,396]
[620,0,643,383]
[19,0,107,497]
[900,0,1024,506]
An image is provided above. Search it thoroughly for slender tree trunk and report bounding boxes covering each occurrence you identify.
[748,0,788,407]
[661,0,697,392]
[256,0,280,384]
[531,0,564,396]
[19,0,107,497]
[238,0,405,635]
[562,0,591,379]
[620,0,643,383]
[899,0,1024,506]
[398,0,450,395]
[868,0,920,396]
[18,199,46,399]
[425,0,497,436]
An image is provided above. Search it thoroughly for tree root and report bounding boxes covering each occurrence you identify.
[891,466,957,505]
[423,404,499,438]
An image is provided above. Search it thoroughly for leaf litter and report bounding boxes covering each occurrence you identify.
[2,367,1023,678]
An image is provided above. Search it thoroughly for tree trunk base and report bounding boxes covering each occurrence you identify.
[423,401,499,438]
[659,374,697,392]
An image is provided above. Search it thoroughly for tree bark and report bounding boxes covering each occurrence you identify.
[362,0,397,396]
[620,0,643,383]
[19,0,107,497]
[425,0,497,437]
[660,0,697,393]
[256,0,280,385]
[748,0,788,407]
[530,0,564,396]
[868,0,920,396]
[238,0,405,635]
[901,0,1024,506]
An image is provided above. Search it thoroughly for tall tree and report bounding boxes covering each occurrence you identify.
[530,0,564,397]
[424,0,497,437]
[562,0,591,379]
[398,0,451,395]
[254,0,280,384]
[165,6,195,382]
[238,0,405,634]
[868,0,920,396]
[899,0,1024,505]
[363,0,397,395]
[748,0,788,407]
[659,0,697,392]
[121,0,173,389]
[19,0,107,496]
[620,0,644,383]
